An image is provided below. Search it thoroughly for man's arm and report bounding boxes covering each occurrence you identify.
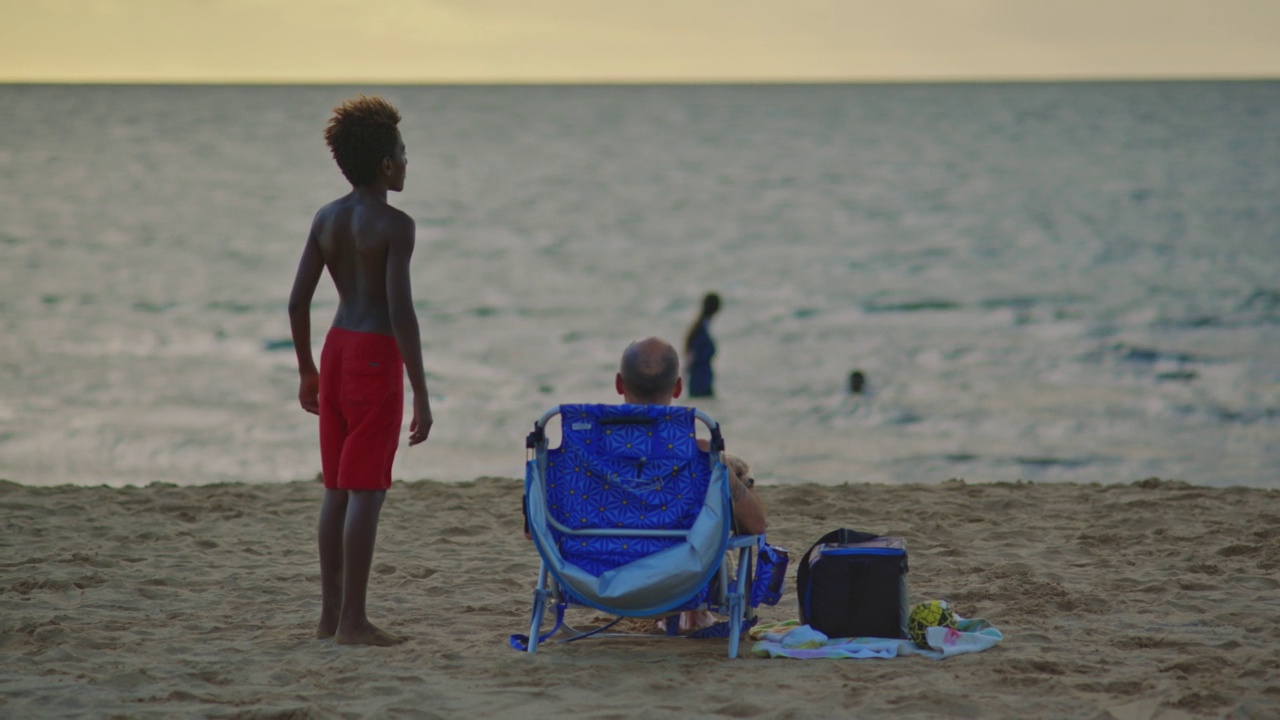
[698,440,768,535]
[288,222,325,414]
[729,476,767,536]
[385,215,432,446]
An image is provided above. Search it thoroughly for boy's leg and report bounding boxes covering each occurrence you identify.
[316,488,348,639]
[335,489,405,646]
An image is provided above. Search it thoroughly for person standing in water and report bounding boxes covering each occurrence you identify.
[684,292,720,399]
[288,95,432,647]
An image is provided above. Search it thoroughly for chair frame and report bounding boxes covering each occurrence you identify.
[521,405,761,658]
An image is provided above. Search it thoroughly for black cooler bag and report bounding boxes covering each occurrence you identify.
[796,528,909,639]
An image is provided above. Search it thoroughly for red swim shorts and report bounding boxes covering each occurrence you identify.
[319,327,404,491]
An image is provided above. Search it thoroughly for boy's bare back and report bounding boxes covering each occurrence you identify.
[309,194,415,336]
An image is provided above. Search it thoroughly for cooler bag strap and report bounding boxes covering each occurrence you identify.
[796,528,883,624]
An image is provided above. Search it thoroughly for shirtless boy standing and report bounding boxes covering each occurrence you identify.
[288,95,431,646]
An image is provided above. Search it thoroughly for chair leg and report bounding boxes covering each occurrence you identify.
[527,564,549,653]
[528,591,547,653]
[727,545,753,659]
[727,595,743,658]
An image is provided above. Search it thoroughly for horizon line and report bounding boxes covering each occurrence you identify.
[3,74,1279,87]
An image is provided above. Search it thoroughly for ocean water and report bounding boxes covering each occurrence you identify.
[1,82,1278,489]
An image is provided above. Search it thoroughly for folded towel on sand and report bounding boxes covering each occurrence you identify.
[749,618,1003,660]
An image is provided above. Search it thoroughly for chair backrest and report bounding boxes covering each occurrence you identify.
[525,403,732,616]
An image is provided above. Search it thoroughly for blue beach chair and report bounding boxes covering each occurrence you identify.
[513,403,766,659]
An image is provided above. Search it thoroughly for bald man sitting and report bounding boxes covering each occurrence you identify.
[617,337,768,634]
[521,337,767,633]
[615,337,767,536]
[522,337,766,536]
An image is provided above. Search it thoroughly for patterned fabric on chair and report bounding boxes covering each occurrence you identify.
[518,403,762,657]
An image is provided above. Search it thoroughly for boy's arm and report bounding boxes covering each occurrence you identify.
[288,222,325,414]
[385,215,432,446]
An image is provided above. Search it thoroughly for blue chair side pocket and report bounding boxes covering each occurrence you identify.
[750,542,789,607]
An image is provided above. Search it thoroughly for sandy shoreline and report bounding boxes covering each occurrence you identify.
[2,477,1279,719]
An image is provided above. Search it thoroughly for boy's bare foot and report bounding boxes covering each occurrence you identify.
[335,621,407,647]
[316,614,338,639]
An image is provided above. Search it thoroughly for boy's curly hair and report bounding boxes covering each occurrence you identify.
[323,95,402,187]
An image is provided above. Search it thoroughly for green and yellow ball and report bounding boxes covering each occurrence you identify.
[908,600,958,647]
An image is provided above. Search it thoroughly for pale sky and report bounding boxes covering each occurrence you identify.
[3,0,1279,83]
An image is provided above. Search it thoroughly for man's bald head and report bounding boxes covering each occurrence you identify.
[617,337,682,404]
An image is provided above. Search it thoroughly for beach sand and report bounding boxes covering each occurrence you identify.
[3,477,1278,719]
